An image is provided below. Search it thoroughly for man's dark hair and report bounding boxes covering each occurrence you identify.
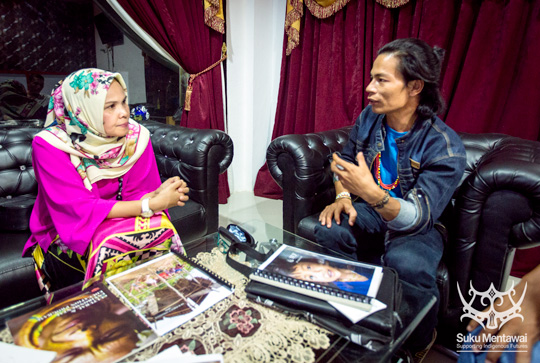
[378,38,446,120]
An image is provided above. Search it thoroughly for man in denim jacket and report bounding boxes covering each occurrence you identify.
[315,38,466,362]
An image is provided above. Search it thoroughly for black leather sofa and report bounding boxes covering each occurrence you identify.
[0,120,233,310]
[266,126,540,348]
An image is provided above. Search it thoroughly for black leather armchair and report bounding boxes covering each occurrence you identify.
[266,126,540,348]
[0,120,233,309]
[141,120,233,241]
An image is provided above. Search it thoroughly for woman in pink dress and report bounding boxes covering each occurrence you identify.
[23,68,189,293]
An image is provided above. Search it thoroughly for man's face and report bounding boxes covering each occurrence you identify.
[27,76,44,96]
[366,54,414,117]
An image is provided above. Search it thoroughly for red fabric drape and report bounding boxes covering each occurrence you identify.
[117,0,230,203]
[254,0,540,198]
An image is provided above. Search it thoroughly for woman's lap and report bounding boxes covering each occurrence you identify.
[33,213,182,292]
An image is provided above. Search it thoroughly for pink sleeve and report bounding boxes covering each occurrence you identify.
[30,137,118,255]
[121,140,162,201]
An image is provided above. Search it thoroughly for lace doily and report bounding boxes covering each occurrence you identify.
[0,326,13,344]
[132,247,331,362]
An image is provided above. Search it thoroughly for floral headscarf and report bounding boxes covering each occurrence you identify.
[37,68,150,190]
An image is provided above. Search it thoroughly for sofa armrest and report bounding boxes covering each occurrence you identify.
[456,133,540,248]
[266,126,352,233]
[142,120,233,234]
[448,133,540,307]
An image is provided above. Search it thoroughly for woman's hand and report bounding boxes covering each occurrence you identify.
[141,177,180,199]
[148,177,189,212]
[319,198,357,228]
[154,177,179,195]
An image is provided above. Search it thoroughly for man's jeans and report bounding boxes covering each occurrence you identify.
[314,201,443,350]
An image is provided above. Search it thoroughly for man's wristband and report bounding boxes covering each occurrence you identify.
[335,191,351,201]
[369,190,390,209]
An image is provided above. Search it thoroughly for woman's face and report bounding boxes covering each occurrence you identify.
[103,80,130,138]
[293,262,343,282]
[365,53,415,118]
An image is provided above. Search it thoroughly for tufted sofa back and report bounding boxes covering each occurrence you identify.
[142,120,233,236]
[0,127,40,230]
[266,126,352,234]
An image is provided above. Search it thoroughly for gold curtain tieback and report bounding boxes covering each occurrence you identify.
[185,43,227,111]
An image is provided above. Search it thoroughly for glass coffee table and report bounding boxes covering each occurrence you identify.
[0,220,435,362]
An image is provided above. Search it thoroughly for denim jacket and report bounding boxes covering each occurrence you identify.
[341,105,467,235]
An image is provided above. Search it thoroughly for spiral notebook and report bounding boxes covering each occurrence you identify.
[250,244,384,311]
[246,266,400,338]
[106,251,233,336]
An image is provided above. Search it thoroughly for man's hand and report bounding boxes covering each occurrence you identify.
[467,265,540,363]
[319,198,357,228]
[332,152,380,204]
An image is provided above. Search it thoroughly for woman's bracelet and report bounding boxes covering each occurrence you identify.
[335,191,351,201]
[369,190,390,209]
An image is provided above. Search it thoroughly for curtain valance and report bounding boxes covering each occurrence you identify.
[286,0,411,55]
[305,0,352,18]
[204,0,225,34]
[375,0,410,8]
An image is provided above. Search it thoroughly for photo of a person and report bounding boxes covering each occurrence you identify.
[266,246,377,296]
[279,258,371,295]
[288,260,369,283]
[26,73,47,101]
[0,79,48,120]
[9,285,155,363]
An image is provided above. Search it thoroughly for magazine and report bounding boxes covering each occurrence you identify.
[250,244,384,311]
[7,283,157,363]
[106,252,233,336]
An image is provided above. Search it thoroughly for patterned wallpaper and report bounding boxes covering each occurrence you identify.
[0,0,96,73]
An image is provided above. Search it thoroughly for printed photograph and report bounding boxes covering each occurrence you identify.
[8,284,156,363]
[106,253,232,335]
[263,245,381,297]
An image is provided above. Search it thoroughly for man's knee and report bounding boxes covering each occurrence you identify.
[314,222,337,239]
[314,222,357,258]
[383,236,442,289]
[385,251,435,288]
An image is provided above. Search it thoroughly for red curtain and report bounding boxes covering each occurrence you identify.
[117,0,230,203]
[254,0,540,198]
